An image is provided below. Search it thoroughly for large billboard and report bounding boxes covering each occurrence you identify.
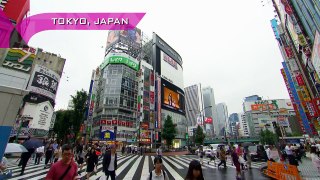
[160,51,184,90]
[22,101,54,131]
[2,0,29,23]
[106,30,120,50]
[27,64,61,100]
[161,79,185,114]
[312,31,320,79]
[3,47,37,73]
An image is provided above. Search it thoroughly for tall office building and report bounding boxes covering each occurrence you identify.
[216,103,228,137]
[270,0,320,135]
[91,31,187,148]
[202,87,218,136]
[239,113,250,137]
[185,84,204,127]
[228,113,239,137]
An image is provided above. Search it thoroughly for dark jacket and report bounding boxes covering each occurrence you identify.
[103,152,117,172]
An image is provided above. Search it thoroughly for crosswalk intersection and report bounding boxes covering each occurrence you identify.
[6,155,266,180]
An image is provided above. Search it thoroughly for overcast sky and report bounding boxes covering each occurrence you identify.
[28,0,289,114]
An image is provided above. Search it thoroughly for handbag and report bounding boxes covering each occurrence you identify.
[238,156,245,164]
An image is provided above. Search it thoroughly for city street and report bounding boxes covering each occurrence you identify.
[6,154,269,180]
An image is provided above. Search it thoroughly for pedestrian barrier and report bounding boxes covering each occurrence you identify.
[263,161,302,180]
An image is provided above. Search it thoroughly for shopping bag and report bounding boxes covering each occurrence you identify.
[238,156,245,164]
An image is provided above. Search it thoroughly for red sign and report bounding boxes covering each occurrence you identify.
[313,98,320,115]
[284,4,293,15]
[107,120,112,125]
[284,47,294,59]
[122,121,126,126]
[100,120,106,125]
[205,117,213,124]
[126,121,130,127]
[150,92,155,104]
[296,74,305,86]
[118,120,122,126]
[140,138,151,144]
[112,120,117,125]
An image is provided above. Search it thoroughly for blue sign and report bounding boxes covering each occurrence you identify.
[100,130,115,141]
[282,62,312,134]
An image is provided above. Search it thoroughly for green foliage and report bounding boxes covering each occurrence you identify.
[195,126,206,146]
[260,129,277,145]
[53,90,88,144]
[53,110,74,143]
[161,115,177,147]
[71,89,88,137]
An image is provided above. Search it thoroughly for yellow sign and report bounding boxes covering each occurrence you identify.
[298,34,307,47]
[104,132,110,139]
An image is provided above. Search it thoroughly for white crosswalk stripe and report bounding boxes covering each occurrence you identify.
[5,154,266,179]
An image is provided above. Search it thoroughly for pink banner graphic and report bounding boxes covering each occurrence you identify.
[0,11,145,48]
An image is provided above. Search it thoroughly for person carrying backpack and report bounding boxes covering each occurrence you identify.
[147,156,169,180]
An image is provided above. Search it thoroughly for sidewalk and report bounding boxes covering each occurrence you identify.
[298,157,320,180]
[144,150,190,156]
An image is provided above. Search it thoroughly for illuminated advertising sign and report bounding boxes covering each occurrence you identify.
[160,51,184,90]
[100,53,139,71]
[106,30,120,50]
[100,130,115,141]
[161,79,185,114]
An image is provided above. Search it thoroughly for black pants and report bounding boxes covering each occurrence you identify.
[45,154,52,165]
[218,160,226,168]
[106,170,115,180]
[35,153,41,164]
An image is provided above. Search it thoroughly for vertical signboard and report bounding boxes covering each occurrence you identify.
[283,62,312,134]
[155,75,161,129]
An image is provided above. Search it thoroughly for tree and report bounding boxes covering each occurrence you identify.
[195,126,206,146]
[260,129,277,145]
[71,89,88,138]
[53,110,74,143]
[162,115,177,149]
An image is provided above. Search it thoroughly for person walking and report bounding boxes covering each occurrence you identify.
[76,147,85,176]
[217,146,227,169]
[45,144,78,180]
[103,145,118,180]
[185,160,204,180]
[44,144,54,169]
[231,146,241,180]
[19,147,35,175]
[147,156,169,180]
[198,146,204,165]
[207,147,216,166]
[156,146,162,158]
[85,145,98,179]
[35,146,44,165]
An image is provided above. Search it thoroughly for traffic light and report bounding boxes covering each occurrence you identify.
[185,133,188,139]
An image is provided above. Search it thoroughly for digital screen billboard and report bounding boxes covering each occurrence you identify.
[161,79,185,114]
[160,51,184,90]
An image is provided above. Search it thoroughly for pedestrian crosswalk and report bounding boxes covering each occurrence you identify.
[6,155,266,180]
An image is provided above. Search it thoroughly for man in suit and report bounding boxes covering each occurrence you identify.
[103,145,117,180]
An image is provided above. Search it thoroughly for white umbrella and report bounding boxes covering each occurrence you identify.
[5,143,28,153]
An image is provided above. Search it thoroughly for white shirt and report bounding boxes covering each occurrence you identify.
[108,154,115,171]
[36,146,44,153]
[146,170,169,180]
